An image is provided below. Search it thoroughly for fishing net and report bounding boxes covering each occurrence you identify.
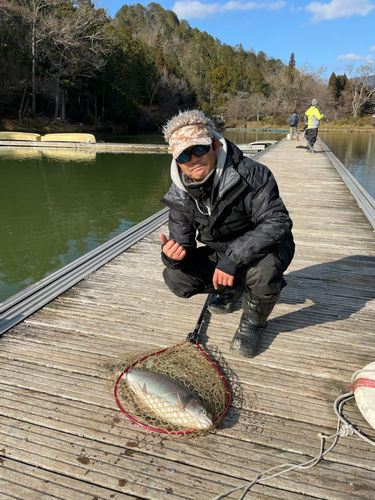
[106,340,230,437]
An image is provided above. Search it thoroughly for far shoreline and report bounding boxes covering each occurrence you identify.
[1,117,375,136]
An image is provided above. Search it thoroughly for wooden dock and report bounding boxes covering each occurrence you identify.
[0,139,262,155]
[1,138,375,499]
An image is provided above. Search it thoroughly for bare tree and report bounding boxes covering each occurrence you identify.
[223,92,257,123]
[347,62,375,117]
[264,63,332,118]
[16,0,59,116]
[247,93,267,121]
[224,97,249,123]
[145,68,191,125]
[39,0,111,120]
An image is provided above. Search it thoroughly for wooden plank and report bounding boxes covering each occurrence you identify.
[1,139,375,499]
[0,460,137,499]
[1,415,373,500]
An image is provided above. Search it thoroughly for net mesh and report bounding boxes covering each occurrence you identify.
[106,341,230,437]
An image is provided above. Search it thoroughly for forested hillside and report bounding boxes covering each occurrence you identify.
[1,0,374,131]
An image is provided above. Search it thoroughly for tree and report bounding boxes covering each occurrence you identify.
[248,66,266,95]
[263,63,330,118]
[247,93,267,121]
[347,62,375,117]
[0,0,57,119]
[39,0,112,121]
[0,1,30,118]
[18,0,59,117]
[102,26,149,125]
[289,52,295,68]
[328,72,339,101]
[205,65,239,111]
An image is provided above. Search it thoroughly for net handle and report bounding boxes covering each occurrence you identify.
[113,293,231,434]
[186,294,211,343]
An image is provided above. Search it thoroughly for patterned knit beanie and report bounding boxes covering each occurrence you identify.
[163,110,215,159]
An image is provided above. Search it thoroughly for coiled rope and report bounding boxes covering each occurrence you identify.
[212,370,375,500]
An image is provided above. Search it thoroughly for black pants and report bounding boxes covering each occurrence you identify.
[306,128,318,148]
[163,239,295,301]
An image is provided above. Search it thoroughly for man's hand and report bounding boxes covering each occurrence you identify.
[159,234,187,261]
[212,269,234,290]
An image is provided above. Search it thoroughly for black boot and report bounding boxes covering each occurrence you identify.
[230,290,280,358]
[208,279,243,315]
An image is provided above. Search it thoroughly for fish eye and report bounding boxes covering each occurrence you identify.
[202,411,207,416]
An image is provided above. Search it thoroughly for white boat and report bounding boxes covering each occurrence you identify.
[248,140,278,149]
[236,140,278,153]
[40,133,96,143]
[0,131,41,141]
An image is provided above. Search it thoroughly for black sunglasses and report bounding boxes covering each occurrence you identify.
[176,141,213,164]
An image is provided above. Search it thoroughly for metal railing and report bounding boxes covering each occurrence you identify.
[0,208,169,335]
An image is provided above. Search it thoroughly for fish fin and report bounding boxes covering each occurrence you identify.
[142,383,147,394]
[177,393,186,411]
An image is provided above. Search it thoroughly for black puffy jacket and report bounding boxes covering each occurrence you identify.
[161,139,294,273]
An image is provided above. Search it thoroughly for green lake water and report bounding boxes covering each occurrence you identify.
[319,132,375,199]
[1,130,374,303]
[0,147,171,302]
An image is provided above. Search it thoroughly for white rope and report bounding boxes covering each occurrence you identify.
[212,391,375,500]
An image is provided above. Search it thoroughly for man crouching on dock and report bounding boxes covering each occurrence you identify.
[159,110,295,358]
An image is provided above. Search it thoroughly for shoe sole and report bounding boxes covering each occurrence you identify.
[229,344,257,357]
[208,303,237,315]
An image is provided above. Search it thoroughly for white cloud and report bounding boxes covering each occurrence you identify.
[337,53,373,61]
[172,0,286,19]
[306,0,374,24]
[265,1,287,10]
[370,45,375,51]
[222,1,257,11]
[173,0,220,18]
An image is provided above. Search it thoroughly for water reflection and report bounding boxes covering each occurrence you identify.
[223,130,288,144]
[0,148,42,160]
[0,147,97,163]
[0,151,171,302]
[42,149,97,163]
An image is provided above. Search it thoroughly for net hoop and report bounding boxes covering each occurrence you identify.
[113,340,231,435]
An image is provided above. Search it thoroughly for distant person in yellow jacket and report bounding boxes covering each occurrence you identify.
[305,99,324,154]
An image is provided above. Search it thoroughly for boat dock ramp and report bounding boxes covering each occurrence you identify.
[1,139,375,499]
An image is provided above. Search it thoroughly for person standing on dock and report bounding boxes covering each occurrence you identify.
[159,110,295,358]
[288,112,299,140]
[304,99,324,154]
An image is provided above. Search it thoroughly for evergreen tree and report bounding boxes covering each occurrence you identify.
[288,52,295,68]
[328,72,339,101]
[338,74,350,92]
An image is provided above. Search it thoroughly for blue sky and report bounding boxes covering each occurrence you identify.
[103,0,375,79]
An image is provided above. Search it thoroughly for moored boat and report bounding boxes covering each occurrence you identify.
[248,140,278,149]
[41,133,96,143]
[236,139,278,154]
[0,131,41,141]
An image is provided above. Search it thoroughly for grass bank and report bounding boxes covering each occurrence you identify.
[2,115,375,136]
[229,115,375,132]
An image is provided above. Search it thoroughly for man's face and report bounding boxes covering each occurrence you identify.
[177,138,219,182]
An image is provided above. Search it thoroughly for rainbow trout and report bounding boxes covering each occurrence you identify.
[124,368,213,430]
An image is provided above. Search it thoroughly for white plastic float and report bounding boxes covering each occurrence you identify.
[351,360,375,430]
